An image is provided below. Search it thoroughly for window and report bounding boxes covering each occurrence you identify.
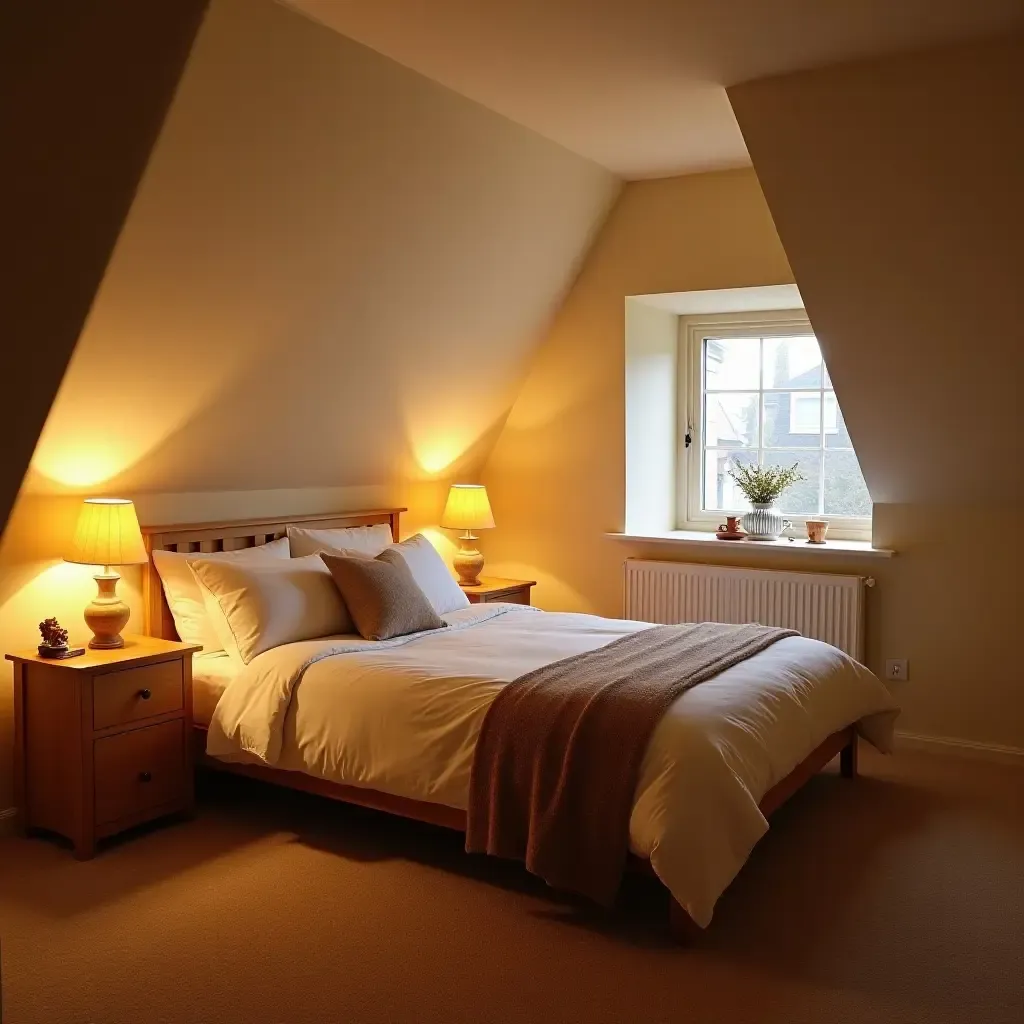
[681,313,871,536]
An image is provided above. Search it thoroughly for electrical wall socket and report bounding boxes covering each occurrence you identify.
[885,659,909,682]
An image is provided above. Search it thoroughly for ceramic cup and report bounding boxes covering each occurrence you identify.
[805,519,829,544]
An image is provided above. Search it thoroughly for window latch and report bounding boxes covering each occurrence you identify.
[684,422,693,449]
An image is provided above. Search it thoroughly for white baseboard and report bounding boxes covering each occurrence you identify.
[0,807,17,837]
[895,730,1024,766]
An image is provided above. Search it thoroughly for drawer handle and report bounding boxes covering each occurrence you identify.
[138,688,152,701]
[139,771,153,783]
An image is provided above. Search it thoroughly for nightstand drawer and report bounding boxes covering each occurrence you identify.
[94,720,185,826]
[93,661,183,731]
[488,590,531,605]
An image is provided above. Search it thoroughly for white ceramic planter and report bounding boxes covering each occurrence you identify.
[741,503,791,541]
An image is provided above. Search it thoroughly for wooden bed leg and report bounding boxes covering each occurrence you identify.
[840,735,858,778]
[668,897,704,945]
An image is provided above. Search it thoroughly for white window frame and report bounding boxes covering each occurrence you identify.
[677,310,872,540]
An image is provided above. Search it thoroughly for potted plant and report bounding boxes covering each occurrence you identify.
[728,462,805,541]
[38,617,70,658]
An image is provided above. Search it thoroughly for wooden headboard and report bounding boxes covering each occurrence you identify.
[140,508,404,640]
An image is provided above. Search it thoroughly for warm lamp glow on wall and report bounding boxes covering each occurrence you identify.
[65,498,148,648]
[440,484,494,587]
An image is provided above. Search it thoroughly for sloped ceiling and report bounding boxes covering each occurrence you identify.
[0,0,209,536]
[286,0,1024,178]
[26,0,617,504]
[729,32,1024,504]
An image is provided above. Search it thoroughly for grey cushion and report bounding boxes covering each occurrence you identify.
[320,549,447,641]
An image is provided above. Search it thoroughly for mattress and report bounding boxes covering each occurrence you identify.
[206,605,898,926]
[192,653,237,727]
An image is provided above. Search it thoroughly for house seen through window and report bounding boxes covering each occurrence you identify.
[691,329,871,523]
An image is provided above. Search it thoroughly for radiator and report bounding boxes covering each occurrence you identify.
[623,560,867,661]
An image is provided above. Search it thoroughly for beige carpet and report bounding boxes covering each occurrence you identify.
[1,747,1022,1024]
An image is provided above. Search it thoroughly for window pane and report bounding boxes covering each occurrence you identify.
[824,450,871,516]
[823,391,838,433]
[704,338,760,390]
[764,451,822,516]
[763,392,821,448]
[825,393,854,448]
[704,393,758,447]
[763,336,822,389]
[703,449,755,511]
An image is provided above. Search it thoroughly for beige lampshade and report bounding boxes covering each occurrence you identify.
[440,484,495,531]
[65,498,148,567]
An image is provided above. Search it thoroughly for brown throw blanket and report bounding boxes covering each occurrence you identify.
[465,621,798,906]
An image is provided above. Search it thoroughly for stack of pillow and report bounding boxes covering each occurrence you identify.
[152,524,471,669]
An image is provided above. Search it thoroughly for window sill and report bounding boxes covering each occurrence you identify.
[607,530,895,559]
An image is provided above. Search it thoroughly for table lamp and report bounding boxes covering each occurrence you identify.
[65,498,148,649]
[440,484,495,587]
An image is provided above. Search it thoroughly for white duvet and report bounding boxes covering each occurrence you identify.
[207,605,898,927]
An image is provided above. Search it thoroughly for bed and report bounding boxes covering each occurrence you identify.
[142,508,898,941]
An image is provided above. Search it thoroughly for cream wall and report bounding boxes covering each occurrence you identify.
[729,33,1024,506]
[624,301,678,534]
[0,0,617,812]
[481,169,794,607]
[727,33,1024,752]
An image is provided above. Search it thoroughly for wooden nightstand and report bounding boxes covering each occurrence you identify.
[460,577,535,605]
[6,635,201,859]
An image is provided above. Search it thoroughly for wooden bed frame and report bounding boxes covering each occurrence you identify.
[141,507,858,943]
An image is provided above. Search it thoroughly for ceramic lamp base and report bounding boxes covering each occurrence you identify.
[84,570,130,649]
[454,533,485,587]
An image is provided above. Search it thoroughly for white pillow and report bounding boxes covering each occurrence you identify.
[383,534,469,616]
[151,537,289,653]
[287,523,393,558]
[190,553,352,665]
